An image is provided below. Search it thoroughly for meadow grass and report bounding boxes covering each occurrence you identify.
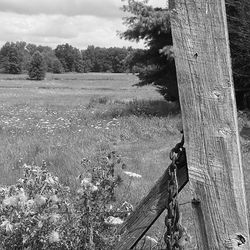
[0,72,249,248]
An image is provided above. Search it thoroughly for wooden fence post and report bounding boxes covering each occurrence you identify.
[170,0,250,249]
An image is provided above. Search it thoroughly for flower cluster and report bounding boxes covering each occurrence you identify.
[0,153,133,249]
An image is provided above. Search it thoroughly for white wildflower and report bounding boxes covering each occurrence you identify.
[17,189,28,204]
[104,216,124,225]
[6,222,13,233]
[123,171,142,178]
[49,231,60,243]
[77,188,85,195]
[0,187,7,193]
[26,199,35,209]
[26,179,35,187]
[38,221,43,228]
[50,195,60,204]
[1,220,13,233]
[49,213,61,224]
[81,177,92,188]
[0,220,9,228]
[45,176,55,185]
[89,184,98,192]
[2,196,18,207]
[35,195,47,207]
[120,201,133,211]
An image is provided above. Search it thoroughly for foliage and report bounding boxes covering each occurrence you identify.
[0,42,23,74]
[121,0,177,101]
[28,51,46,80]
[52,58,64,74]
[0,41,138,75]
[226,0,250,108]
[55,44,85,73]
[82,46,131,73]
[0,153,132,249]
[121,0,250,107]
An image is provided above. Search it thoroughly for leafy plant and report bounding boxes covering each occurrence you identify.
[0,152,132,249]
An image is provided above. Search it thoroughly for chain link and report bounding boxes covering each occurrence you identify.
[164,135,186,250]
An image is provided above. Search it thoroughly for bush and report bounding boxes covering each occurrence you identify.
[0,153,132,249]
[28,51,46,80]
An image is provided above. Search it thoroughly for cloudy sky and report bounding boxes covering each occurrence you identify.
[0,0,167,49]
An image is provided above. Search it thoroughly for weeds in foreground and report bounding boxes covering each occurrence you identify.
[0,152,134,249]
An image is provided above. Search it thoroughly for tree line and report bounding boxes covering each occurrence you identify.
[0,42,144,75]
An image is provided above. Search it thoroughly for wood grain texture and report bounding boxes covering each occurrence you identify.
[114,164,188,250]
[170,0,250,249]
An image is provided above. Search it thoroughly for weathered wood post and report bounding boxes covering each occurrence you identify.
[170,0,250,248]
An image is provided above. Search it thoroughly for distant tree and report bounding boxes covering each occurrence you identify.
[52,58,64,74]
[0,42,23,74]
[55,43,84,72]
[28,51,46,80]
[26,43,38,56]
[81,46,130,73]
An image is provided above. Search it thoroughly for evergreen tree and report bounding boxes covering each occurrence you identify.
[121,0,250,106]
[28,51,46,80]
[121,0,177,101]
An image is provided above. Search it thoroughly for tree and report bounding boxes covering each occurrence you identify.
[52,58,64,74]
[28,51,46,80]
[0,42,23,74]
[55,43,84,72]
[121,0,250,106]
[226,0,250,108]
[121,0,177,101]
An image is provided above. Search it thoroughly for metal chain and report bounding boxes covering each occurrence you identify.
[164,134,186,250]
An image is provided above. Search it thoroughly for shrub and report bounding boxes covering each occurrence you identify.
[0,153,132,249]
[28,51,46,80]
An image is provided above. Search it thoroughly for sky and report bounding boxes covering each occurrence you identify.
[0,0,167,50]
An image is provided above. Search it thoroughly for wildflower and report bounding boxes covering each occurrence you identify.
[50,194,60,204]
[104,216,124,225]
[0,187,7,193]
[45,176,55,185]
[35,195,47,207]
[26,199,35,209]
[49,231,60,243]
[120,201,133,211]
[89,184,98,192]
[1,220,13,233]
[123,171,142,178]
[49,213,61,224]
[38,221,43,228]
[17,188,28,203]
[26,179,35,187]
[2,196,18,207]
[77,188,84,195]
[81,178,92,187]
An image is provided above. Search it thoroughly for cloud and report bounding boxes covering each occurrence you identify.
[0,0,122,18]
[0,0,166,49]
[0,12,144,49]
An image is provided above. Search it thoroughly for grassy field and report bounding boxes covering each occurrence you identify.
[0,72,250,248]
